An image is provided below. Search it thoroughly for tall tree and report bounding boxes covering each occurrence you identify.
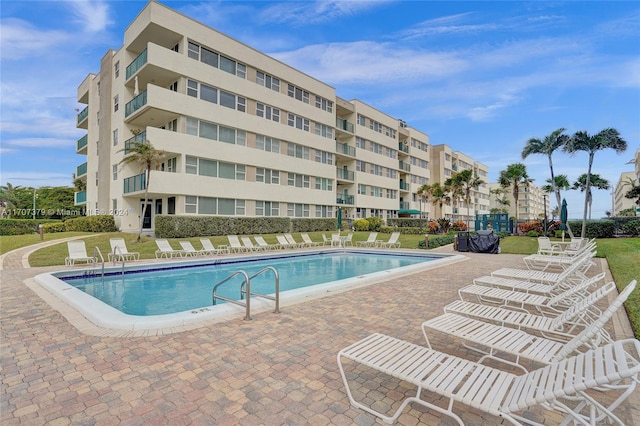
[419,182,450,223]
[489,187,510,213]
[564,128,627,236]
[0,182,20,218]
[119,140,165,242]
[522,128,573,236]
[572,173,610,219]
[444,177,463,221]
[622,176,640,207]
[541,175,571,209]
[498,163,533,232]
[452,169,485,229]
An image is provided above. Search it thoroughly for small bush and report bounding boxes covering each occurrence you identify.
[353,218,369,231]
[0,219,59,235]
[527,230,539,237]
[451,221,467,231]
[427,221,439,234]
[418,234,456,249]
[365,216,383,232]
[43,222,66,233]
[64,215,117,232]
[436,218,451,234]
[519,221,542,234]
[567,220,615,238]
[621,219,640,236]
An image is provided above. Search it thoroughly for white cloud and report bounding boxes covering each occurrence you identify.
[0,18,70,60]
[3,138,74,149]
[68,0,112,33]
[260,0,392,25]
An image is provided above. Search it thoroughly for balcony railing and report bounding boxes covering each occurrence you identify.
[337,195,354,205]
[126,48,148,80]
[336,118,354,133]
[76,134,88,151]
[74,190,87,205]
[399,161,411,172]
[336,168,355,181]
[125,91,147,117]
[399,201,410,210]
[124,130,147,154]
[398,142,409,154]
[399,181,410,191]
[123,173,146,194]
[76,106,88,125]
[76,162,87,177]
[335,142,356,157]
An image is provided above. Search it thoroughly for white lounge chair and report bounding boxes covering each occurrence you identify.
[489,250,595,284]
[155,239,185,258]
[459,272,605,314]
[422,280,635,370]
[443,280,617,340]
[241,237,262,251]
[108,237,139,262]
[338,333,640,425]
[473,251,595,295]
[276,235,297,249]
[65,241,97,266]
[322,234,330,246]
[227,235,249,253]
[200,238,229,255]
[179,241,209,256]
[300,233,322,247]
[343,233,353,246]
[284,234,304,248]
[356,232,378,247]
[523,241,596,271]
[377,232,401,248]
[254,236,275,250]
[330,233,342,247]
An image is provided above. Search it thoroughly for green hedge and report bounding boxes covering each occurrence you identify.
[154,215,336,238]
[621,219,640,236]
[63,215,117,232]
[0,219,55,235]
[567,220,615,238]
[417,234,456,249]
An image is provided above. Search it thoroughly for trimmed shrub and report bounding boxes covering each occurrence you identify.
[63,215,117,232]
[567,220,615,238]
[427,221,439,234]
[353,219,369,231]
[365,216,383,232]
[0,219,60,235]
[451,221,467,231]
[621,219,640,236]
[43,222,66,233]
[527,230,539,237]
[418,234,455,249]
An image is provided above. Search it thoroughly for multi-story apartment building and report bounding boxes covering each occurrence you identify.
[487,182,549,222]
[73,1,480,233]
[428,145,490,224]
[613,171,637,216]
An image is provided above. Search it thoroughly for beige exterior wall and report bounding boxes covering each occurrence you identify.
[73,1,486,233]
[487,182,550,222]
[613,171,637,216]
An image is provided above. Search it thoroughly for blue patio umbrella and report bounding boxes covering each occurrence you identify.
[337,207,342,231]
[560,198,568,241]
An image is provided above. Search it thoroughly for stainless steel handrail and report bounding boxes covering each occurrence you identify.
[212,270,251,320]
[111,246,126,275]
[92,246,105,282]
[242,266,280,314]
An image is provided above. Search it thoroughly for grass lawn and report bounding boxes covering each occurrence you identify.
[2,231,637,337]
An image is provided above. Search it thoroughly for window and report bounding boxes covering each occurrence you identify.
[315,150,333,165]
[357,114,366,126]
[314,123,333,139]
[256,168,280,184]
[287,203,310,217]
[188,41,246,78]
[169,81,178,92]
[114,61,119,78]
[315,177,333,191]
[358,184,367,195]
[256,201,279,216]
[256,103,280,122]
[287,113,309,131]
[112,164,117,181]
[287,173,310,188]
[185,196,197,214]
[113,129,118,146]
[113,95,119,112]
[355,137,366,149]
[256,71,280,92]
[315,205,333,218]
[315,96,333,112]
[256,135,280,153]
[287,84,309,103]
[287,143,309,160]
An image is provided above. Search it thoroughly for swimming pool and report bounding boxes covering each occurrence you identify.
[35,249,463,332]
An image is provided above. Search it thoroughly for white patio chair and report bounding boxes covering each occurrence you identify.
[473,251,596,295]
[300,233,322,247]
[356,232,378,247]
[284,233,304,248]
[276,235,296,249]
[343,233,353,246]
[443,280,617,340]
[422,280,635,371]
[338,333,640,425]
[523,241,596,271]
[227,235,249,253]
[321,234,330,246]
[179,241,208,256]
[241,237,261,251]
[65,241,97,266]
[108,237,139,262]
[154,239,186,258]
[489,249,595,284]
[200,238,229,255]
[254,236,275,250]
[536,236,562,255]
[330,233,342,247]
[377,231,401,248]
[459,272,605,314]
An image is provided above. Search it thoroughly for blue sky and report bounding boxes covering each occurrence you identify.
[1,0,638,218]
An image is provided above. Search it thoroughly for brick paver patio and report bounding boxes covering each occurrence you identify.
[1,242,638,425]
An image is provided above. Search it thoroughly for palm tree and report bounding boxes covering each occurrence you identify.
[119,140,165,241]
[444,177,463,221]
[564,128,627,237]
[421,182,451,225]
[498,163,533,233]
[452,169,485,229]
[489,187,510,213]
[572,173,610,219]
[522,128,572,236]
[622,176,640,207]
[541,174,571,212]
[0,182,20,218]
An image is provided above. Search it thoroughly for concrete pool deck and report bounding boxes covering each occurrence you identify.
[2,242,639,425]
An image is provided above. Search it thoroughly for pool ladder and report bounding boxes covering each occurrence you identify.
[212,266,280,321]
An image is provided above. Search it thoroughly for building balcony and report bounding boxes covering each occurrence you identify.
[335,142,356,158]
[399,201,410,210]
[398,142,409,154]
[336,168,355,182]
[126,48,147,80]
[74,190,87,205]
[125,91,147,117]
[124,130,147,154]
[76,134,88,154]
[399,181,410,191]
[76,162,87,178]
[337,195,354,205]
[123,173,146,194]
[76,106,88,129]
[335,118,354,134]
[399,161,411,172]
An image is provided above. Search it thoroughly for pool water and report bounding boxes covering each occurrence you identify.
[63,251,439,316]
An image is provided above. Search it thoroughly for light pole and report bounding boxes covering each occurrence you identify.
[543,194,548,235]
[32,188,38,220]
[419,196,423,233]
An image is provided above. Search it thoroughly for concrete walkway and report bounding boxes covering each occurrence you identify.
[1,242,638,425]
